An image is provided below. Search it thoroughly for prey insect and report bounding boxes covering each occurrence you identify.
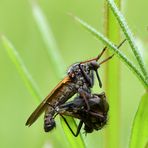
[54,92,109,137]
[26,40,125,132]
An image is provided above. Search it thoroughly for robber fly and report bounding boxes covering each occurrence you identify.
[55,92,109,136]
[26,40,125,132]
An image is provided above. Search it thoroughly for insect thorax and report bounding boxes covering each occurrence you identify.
[67,63,94,92]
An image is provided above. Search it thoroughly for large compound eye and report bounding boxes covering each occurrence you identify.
[90,61,100,70]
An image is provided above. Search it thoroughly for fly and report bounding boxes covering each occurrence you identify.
[26,40,125,132]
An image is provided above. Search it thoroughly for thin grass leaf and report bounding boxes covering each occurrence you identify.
[1,36,68,147]
[1,36,42,102]
[106,0,148,85]
[32,2,65,77]
[129,92,148,148]
[104,0,121,147]
[73,16,148,89]
[31,3,85,148]
[2,35,85,148]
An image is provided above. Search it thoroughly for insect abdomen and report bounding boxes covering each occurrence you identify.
[44,111,56,132]
[44,83,76,132]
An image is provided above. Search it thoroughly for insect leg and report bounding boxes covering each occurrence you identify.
[48,103,83,136]
[79,64,93,87]
[95,70,102,88]
[60,114,83,137]
[78,88,90,111]
[86,111,104,118]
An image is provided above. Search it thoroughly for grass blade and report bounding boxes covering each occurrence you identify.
[32,2,65,77]
[1,36,42,102]
[129,92,148,148]
[104,0,121,147]
[106,0,148,84]
[1,36,68,147]
[2,35,85,148]
[73,16,148,89]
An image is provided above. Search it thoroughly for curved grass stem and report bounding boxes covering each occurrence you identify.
[73,16,148,89]
[106,0,148,86]
[1,36,42,102]
[2,35,86,148]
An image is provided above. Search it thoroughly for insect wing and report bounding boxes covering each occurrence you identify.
[26,76,71,126]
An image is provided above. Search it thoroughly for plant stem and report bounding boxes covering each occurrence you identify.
[106,0,148,85]
[104,0,121,147]
[32,2,65,77]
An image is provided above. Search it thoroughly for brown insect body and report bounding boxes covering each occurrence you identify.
[56,92,109,136]
[44,61,100,131]
[26,39,125,132]
[26,61,97,132]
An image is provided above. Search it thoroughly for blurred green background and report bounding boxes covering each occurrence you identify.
[0,0,148,148]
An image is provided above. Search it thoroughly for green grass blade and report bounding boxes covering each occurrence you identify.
[106,0,148,84]
[73,16,148,89]
[31,3,85,148]
[2,35,85,148]
[104,0,121,147]
[32,2,65,77]
[1,36,42,102]
[129,92,148,148]
[1,36,69,147]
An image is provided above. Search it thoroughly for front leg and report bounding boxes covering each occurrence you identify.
[79,64,93,87]
[78,88,91,111]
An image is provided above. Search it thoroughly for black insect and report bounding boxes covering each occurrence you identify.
[55,92,109,136]
[26,40,125,132]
